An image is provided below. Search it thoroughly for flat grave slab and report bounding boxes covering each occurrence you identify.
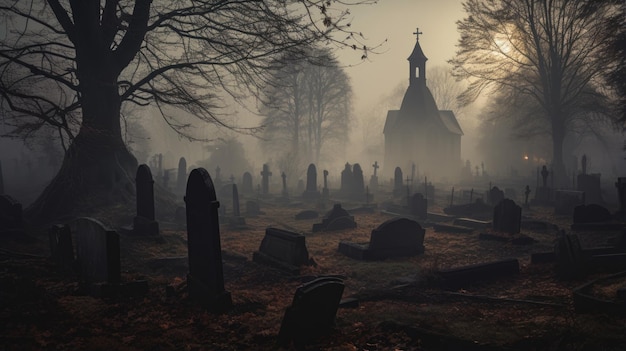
[454,218,491,229]
[433,223,474,234]
[438,258,520,289]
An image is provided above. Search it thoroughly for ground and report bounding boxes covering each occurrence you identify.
[1,197,625,350]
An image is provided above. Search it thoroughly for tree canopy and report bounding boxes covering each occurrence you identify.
[451,0,620,184]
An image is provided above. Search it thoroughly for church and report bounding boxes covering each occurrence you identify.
[383,29,463,181]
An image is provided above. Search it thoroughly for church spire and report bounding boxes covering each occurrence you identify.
[407,27,428,86]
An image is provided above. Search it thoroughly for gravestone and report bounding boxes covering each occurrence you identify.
[369,161,379,192]
[71,217,121,287]
[0,194,23,232]
[573,204,612,223]
[278,277,345,347]
[260,163,272,195]
[352,163,365,198]
[338,218,425,260]
[489,186,505,206]
[438,258,520,289]
[242,172,253,194]
[340,163,353,195]
[492,198,522,234]
[555,233,584,279]
[577,155,603,205]
[177,157,187,193]
[253,228,311,274]
[281,172,289,198]
[409,193,427,219]
[133,164,159,236]
[533,165,552,204]
[48,224,74,273]
[185,168,232,311]
[322,170,329,198]
[302,164,320,200]
[229,184,246,227]
[393,167,403,196]
[312,203,357,232]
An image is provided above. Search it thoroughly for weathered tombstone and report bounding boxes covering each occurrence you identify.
[253,228,311,274]
[577,173,603,205]
[340,162,353,195]
[492,198,522,234]
[489,186,505,206]
[555,233,584,279]
[303,164,321,199]
[278,277,345,347]
[260,163,272,195]
[393,167,403,196]
[133,164,159,236]
[177,157,187,193]
[0,194,23,232]
[369,161,379,192]
[312,203,357,232]
[533,165,552,204]
[72,217,121,288]
[409,193,427,219]
[352,163,365,197]
[185,168,232,311]
[242,172,253,194]
[229,184,246,227]
[524,185,531,207]
[48,224,74,273]
[338,218,425,260]
[573,204,612,223]
[322,170,329,198]
[281,172,288,198]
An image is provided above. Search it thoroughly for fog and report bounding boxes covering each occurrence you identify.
[1,0,625,206]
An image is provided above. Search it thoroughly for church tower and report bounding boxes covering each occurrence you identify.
[383,29,463,182]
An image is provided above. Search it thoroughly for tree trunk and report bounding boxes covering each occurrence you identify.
[26,77,137,224]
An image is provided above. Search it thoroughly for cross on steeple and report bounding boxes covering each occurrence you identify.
[413,27,423,41]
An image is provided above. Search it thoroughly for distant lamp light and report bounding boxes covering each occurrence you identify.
[523,155,529,160]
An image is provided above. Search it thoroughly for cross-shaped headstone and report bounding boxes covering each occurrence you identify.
[413,27,423,41]
[372,161,379,177]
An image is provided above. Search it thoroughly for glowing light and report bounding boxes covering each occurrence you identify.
[523,155,529,160]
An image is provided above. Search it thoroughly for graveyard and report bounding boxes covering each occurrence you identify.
[1,163,626,350]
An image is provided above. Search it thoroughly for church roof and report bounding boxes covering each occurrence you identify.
[383,110,400,135]
[438,110,464,135]
[407,39,427,62]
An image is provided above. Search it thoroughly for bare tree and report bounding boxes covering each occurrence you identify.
[260,48,352,164]
[0,0,379,222]
[451,0,618,185]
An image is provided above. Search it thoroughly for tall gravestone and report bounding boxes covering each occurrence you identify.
[410,193,427,219]
[177,157,187,193]
[133,164,159,236]
[369,161,379,192]
[340,163,353,195]
[242,171,253,194]
[303,164,320,200]
[72,217,121,287]
[352,163,365,198]
[185,168,232,311]
[260,163,272,195]
[492,198,522,234]
[322,170,329,198]
[393,167,403,196]
[577,155,603,205]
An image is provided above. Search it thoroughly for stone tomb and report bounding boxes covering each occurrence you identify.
[492,199,522,234]
[338,218,425,260]
[554,233,584,280]
[133,164,160,236]
[0,194,23,233]
[312,204,357,232]
[295,210,319,220]
[253,227,311,274]
[278,276,345,347]
[185,168,232,311]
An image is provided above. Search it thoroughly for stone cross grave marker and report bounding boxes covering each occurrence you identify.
[278,277,345,347]
[133,164,159,236]
[185,168,232,311]
[260,163,272,195]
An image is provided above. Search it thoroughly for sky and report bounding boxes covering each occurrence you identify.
[336,0,466,115]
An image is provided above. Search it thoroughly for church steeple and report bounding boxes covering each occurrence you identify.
[408,28,428,87]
